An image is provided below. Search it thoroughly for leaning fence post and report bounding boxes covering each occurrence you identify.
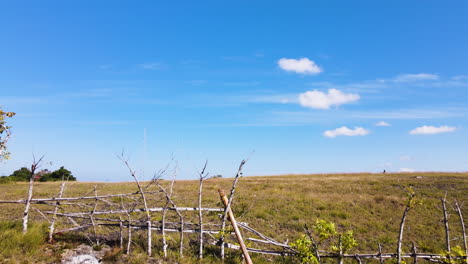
[198,160,208,259]
[455,201,468,264]
[397,187,415,264]
[219,189,252,264]
[411,242,418,264]
[119,216,124,249]
[378,243,384,264]
[441,196,451,263]
[338,234,343,264]
[48,179,67,242]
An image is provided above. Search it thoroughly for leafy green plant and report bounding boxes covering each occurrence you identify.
[292,219,358,263]
[0,107,15,161]
[291,234,318,264]
[313,219,337,241]
[440,246,466,264]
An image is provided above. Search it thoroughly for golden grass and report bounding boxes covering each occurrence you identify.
[0,172,467,263]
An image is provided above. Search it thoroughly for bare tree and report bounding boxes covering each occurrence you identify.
[154,167,185,258]
[118,153,152,256]
[22,155,44,233]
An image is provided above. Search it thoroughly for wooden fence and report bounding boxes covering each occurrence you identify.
[0,157,467,264]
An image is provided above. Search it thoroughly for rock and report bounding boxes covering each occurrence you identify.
[62,244,111,264]
[62,254,99,264]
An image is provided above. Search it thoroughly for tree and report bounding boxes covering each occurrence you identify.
[0,107,16,161]
[10,167,31,181]
[2,166,77,183]
[38,166,76,181]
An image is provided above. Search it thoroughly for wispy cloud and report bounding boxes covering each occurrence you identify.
[278,57,322,75]
[139,62,165,70]
[452,75,468,80]
[400,155,412,161]
[98,64,113,70]
[186,80,207,86]
[239,107,467,127]
[409,125,457,135]
[77,120,133,125]
[394,73,439,82]
[375,121,391,127]
[399,168,415,172]
[349,108,465,119]
[299,89,359,109]
[223,81,260,87]
[323,126,369,138]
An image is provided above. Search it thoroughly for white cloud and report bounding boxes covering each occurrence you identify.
[299,89,359,109]
[278,57,322,75]
[323,126,369,138]
[394,73,439,82]
[375,121,391,127]
[399,155,412,161]
[409,125,457,135]
[399,168,415,173]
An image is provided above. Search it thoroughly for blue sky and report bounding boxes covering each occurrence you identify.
[1,1,468,181]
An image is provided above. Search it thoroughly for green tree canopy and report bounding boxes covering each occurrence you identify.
[0,107,16,161]
[38,166,76,182]
[10,167,31,181]
[1,166,77,183]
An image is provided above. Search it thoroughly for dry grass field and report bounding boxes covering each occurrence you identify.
[0,172,467,263]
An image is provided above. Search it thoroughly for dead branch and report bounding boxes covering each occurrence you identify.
[0,191,161,204]
[44,206,223,216]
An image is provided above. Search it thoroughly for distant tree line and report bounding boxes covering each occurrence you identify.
[0,166,76,183]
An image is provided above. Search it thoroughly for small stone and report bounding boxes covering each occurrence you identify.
[62,254,99,264]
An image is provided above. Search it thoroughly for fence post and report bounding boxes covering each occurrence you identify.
[219,189,253,264]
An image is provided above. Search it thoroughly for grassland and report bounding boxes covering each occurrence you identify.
[0,172,467,263]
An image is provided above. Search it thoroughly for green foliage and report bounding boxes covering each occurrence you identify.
[9,167,32,181]
[440,246,466,264]
[38,166,77,182]
[331,231,358,253]
[293,219,358,264]
[0,107,15,161]
[291,234,318,264]
[1,166,77,183]
[313,219,336,241]
[404,186,422,208]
